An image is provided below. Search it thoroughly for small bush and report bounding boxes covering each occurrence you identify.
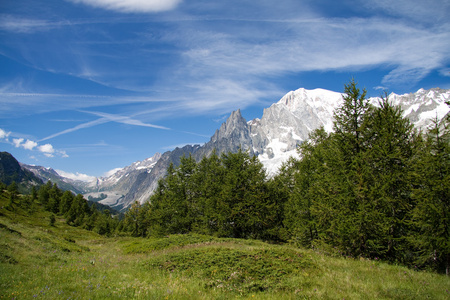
[146,246,317,294]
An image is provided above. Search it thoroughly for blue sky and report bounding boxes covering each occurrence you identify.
[1,0,449,180]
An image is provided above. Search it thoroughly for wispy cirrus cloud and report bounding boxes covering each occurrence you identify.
[171,14,450,92]
[80,110,170,130]
[69,0,183,13]
[40,110,170,142]
[0,15,61,33]
[5,1,449,122]
[2,0,450,139]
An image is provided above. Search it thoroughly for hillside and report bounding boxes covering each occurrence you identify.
[1,189,449,299]
[0,152,42,193]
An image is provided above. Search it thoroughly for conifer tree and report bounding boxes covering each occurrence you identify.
[410,116,450,274]
[333,78,370,158]
[124,201,142,236]
[60,190,74,215]
[148,161,191,235]
[219,149,268,239]
[285,128,329,247]
[31,186,37,202]
[331,79,373,257]
[178,154,198,231]
[7,181,18,196]
[266,157,299,241]
[361,94,417,260]
[191,150,224,234]
[38,181,52,206]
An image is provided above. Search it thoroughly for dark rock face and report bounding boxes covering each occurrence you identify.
[0,152,43,190]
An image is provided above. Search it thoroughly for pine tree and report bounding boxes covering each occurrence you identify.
[285,128,329,247]
[38,181,52,206]
[219,149,268,239]
[124,201,142,236]
[266,157,299,241]
[331,79,374,257]
[333,78,370,158]
[148,161,192,235]
[410,116,450,274]
[66,194,89,226]
[190,149,224,234]
[361,94,417,260]
[7,181,18,196]
[31,186,37,201]
[60,191,74,215]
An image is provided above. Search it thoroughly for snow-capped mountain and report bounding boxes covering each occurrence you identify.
[90,153,162,191]
[83,152,162,209]
[249,88,344,174]
[250,87,450,174]
[383,88,450,130]
[26,87,449,210]
[22,163,89,194]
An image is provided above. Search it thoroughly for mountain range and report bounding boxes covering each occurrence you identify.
[20,87,450,210]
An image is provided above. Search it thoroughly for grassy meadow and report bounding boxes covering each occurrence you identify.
[1,194,449,299]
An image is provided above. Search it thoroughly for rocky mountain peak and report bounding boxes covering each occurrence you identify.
[212,109,248,142]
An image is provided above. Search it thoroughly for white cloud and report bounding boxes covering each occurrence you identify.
[103,167,123,177]
[0,128,11,140]
[56,169,96,182]
[40,118,110,141]
[439,68,450,77]
[13,138,38,150]
[38,144,55,157]
[58,150,70,158]
[23,139,38,150]
[70,0,182,13]
[374,86,388,91]
[0,127,67,158]
[13,138,24,148]
[81,110,170,130]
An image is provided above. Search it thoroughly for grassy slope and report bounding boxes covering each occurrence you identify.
[0,193,449,299]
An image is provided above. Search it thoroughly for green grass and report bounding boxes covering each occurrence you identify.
[1,194,449,299]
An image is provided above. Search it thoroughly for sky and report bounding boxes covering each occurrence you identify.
[1,0,449,180]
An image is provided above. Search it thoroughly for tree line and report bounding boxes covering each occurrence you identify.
[121,79,449,274]
[1,180,120,236]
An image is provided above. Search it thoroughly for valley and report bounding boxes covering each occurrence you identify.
[1,192,448,299]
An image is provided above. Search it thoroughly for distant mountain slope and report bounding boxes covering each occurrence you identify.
[21,164,88,195]
[0,152,43,192]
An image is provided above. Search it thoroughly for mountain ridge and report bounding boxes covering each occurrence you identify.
[21,87,450,210]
